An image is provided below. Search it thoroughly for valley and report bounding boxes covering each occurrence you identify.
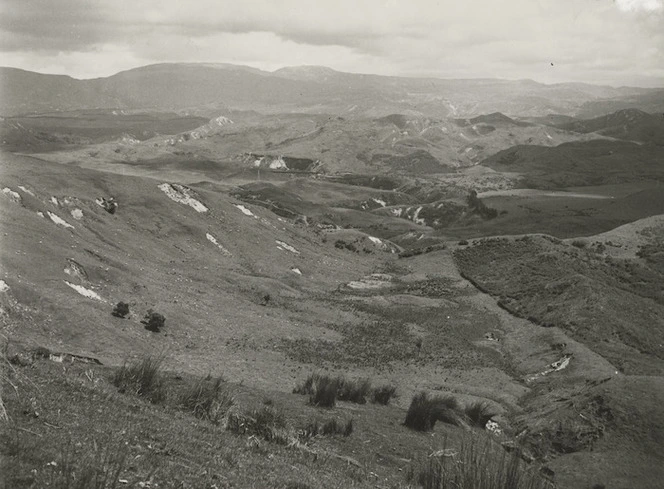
[1,63,664,489]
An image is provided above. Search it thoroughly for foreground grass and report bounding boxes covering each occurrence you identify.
[1,352,552,489]
[407,435,551,489]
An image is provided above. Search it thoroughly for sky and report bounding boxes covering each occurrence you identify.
[1,0,663,87]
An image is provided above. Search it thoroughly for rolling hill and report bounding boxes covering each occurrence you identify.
[2,64,662,118]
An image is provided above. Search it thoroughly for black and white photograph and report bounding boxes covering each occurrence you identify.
[1,1,663,488]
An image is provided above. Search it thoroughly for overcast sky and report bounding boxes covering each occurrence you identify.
[1,0,662,87]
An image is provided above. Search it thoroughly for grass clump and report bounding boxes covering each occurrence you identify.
[294,373,339,407]
[407,434,550,489]
[294,373,397,407]
[178,376,234,424]
[300,418,354,440]
[112,355,167,404]
[227,405,292,445]
[404,392,460,432]
[371,384,397,405]
[337,377,371,404]
[464,401,498,429]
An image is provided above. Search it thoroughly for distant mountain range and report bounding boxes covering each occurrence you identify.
[1,63,662,118]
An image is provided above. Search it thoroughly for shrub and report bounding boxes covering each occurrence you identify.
[142,309,165,333]
[571,239,587,248]
[464,401,497,429]
[179,377,234,424]
[370,385,397,405]
[227,405,291,445]
[111,302,130,318]
[407,434,550,489]
[404,392,459,432]
[112,355,167,404]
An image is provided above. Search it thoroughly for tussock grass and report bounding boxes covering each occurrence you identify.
[112,355,167,404]
[178,376,234,424]
[294,373,396,407]
[226,405,293,445]
[300,417,354,439]
[404,392,460,431]
[407,434,551,489]
[464,401,498,429]
[370,385,397,405]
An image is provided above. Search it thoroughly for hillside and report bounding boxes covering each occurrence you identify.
[555,108,664,144]
[2,64,661,118]
[481,139,664,188]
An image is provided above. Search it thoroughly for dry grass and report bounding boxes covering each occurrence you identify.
[407,434,551,489]
[112,354,167,404]
[404,392,460,432]
[178,376,234,424]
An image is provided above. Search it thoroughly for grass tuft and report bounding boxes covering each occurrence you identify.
[404,392,460,432]
[178,376,234,424]
[370,384,397,405]
[226,405,292,445]
[112,355,167,404]
[464,401,498,429]
[407,434,550,489]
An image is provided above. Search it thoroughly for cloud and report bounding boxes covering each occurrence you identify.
[615,0,663,12]
[0,0,662,86]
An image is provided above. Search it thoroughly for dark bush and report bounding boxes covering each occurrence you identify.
[370,385,397,405]
[464,401,497,428]
[111,302,130,318]
[142,309,165,333]
[112,355,167,404]
[404,392,459,431]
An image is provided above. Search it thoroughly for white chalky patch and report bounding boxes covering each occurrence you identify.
[50,197,59,206]
[486,420,502,435]
[2,188,21,203]
[372,198,386,207]
[291,268,302,275]
[65,281,104,301]
[158,183,208,213]
[368,236,382,245]
[47,212,74,229]
[0,280,9,292]
[37,211,45,218]
[526,354,572,382]
[235,204,256,217]
[71,209,83,220]
[276,240,299,254]
[206,233,231,256]
[18,186,35,197]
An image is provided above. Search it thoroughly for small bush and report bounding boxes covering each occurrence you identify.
[32,346,52,359]
[464,401,497,428]
[111,302,130,318]
[370,385,397,405]
[142,309,165,333]
[179,377,234,424]
[571,239,587,249]
[112,355,167,404]
[227,405,291,445]
[404,392,459,432]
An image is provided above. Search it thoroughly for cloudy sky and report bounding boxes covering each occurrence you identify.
[1,0,662,86]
